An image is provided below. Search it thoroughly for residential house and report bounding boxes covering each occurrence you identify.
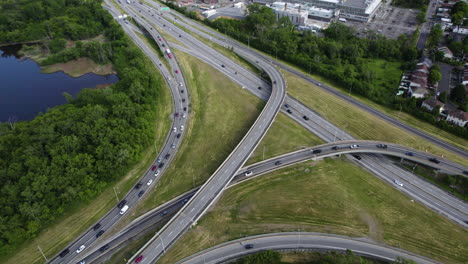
[408,58,432,98]
[437,46,453,59]
[446,109,468,127]
[421,98,445,113]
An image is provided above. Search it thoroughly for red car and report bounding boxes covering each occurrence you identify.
[151,165,157,171]
[135,255,144,263]
[175,70,179,73]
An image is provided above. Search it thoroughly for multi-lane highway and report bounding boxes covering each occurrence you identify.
[48,3,191,264]
[176,232,439,264]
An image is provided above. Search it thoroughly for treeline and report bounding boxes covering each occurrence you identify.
[0,0,164,258]
[167,3,467,138]
[392,0,429,9]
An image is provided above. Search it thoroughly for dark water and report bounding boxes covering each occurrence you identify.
[0,45,119,122]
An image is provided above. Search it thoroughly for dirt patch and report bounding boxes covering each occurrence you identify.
[359,211,383,242]
[41,57,116,77]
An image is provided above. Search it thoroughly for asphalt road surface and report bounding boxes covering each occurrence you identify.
[176,233,439,264]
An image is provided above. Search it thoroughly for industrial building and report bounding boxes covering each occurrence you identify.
[270,2,309,26]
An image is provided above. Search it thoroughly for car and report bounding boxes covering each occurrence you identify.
[175,70,179,73]
[428,158,440,164]
[376,144,387,149]
[234,71,237,74]
[393,179,403,187]
[244,244,254,249]
[138,190,145,197]
[151,165,157,171]
[405,152,413,156]
[171,143,176,149]
[182,113,186,118]
[182,198,188,204]
[154,170,160,176]
[147,179,153,186]
[162,43,165,47]
[221,64,225,68]
[175,112,179,117]
[135,182,143,189]
[96,230,105,238]
[99,244,109,252]
[177,133,181,138]
[182,98,186,102]
[286,109,292,114]
[160,211,168,216]
[117,200,127,209]
[135,255,144,263]
[79,261,86,264]
[180,125,184,131]
[183,107,187,111]
[158,162,165,168]
[173,127,177,133]
[349,144,359,149]
[245,171,253,176]
[284,104,289,108]
[312,149,321,154]
[180,89,184,93]
[274,161,281,165]
[303,115,309,120]
[352,154,361,160]
[93,223,101,231]
[463,171,468,175]
[179,34,182,37]
[59,248,70,258]
[157,157,162,163]
[258,86,262,90]
[331,146,338,150]
[179,82,183,86]
[76,245,85,254]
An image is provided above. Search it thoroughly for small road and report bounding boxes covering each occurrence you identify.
[176,232,439,264]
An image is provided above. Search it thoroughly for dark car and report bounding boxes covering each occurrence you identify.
[117,200,127,209]
[463,171,468,175]
[138,190,145,197]
[183,107,187,111]
[96,230,105,238]
[376,144,387,149]
[180,89,184,93]
[151,165,157,171]
[177,133,181,138]
[179,34,182,37]
[331,146,338,150]
[93,223,101,231]
[162,43,165,47]
[160,211,168,217]
[312,149,322,154]
[353,155,362,160]
[135,183,143,189]
[244,244,254,249]
[273,81,276,84]
[258,86,262,90]
[158,162,165,168]
[303,115,309,120]
[182,198,188,204]
[221,64,225,68]
[405,152,413,156]
[428,158,440,164]
[286,109,292,114]
[99,244,109,252]
[165,153,170,159]
[182,98,186,102]
[284,104,289,108]
[59,248,70,258]
[175,112,179,117]
[274,161,281,165]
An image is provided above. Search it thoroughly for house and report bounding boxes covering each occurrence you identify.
[408,58,432,98]
[409,86,428,98]
[446,109,468,127]
[421,98,445,113]
[438,46,453,59]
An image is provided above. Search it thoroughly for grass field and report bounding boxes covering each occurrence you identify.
[158,158,468,264]
[247,113,323,165]
[284,71,468,166]
[5,56,173,264]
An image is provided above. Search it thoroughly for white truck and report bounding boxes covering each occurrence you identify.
[338,18,347,23]
[119,205,129,215]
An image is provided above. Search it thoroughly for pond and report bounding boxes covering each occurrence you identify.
[0,45,119,122]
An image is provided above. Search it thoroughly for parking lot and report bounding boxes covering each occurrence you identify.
[350,6,419,39]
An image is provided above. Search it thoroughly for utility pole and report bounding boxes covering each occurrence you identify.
[37,245,48,262]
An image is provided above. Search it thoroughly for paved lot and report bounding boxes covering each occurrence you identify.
[350,5,419,39]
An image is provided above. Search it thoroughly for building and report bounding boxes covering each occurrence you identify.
[446,109,468,127]
[233,2,244,8]
[202,9,217,17]
[421,98,445,113]
[408,58,432,98]
[453,27,468,35]
[438,47,454,59]
[308,6,334,20]
[271,2,309,26]
[339,0,382,22]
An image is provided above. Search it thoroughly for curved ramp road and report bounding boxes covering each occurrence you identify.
[49,3,190,264]
[149,1,467,158]
[176,233,439,264]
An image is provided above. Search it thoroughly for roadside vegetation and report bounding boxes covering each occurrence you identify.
[0,0,172,260]
[157,158,468,264]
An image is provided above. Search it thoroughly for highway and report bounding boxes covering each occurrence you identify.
[148,1,467,159]
[175,232,439,264]
[48,2,191,264]
[123,1,467,227]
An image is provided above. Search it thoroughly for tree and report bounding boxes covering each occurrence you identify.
[427,24,443,49]
[439,91,447,103]
[428,66,442,85]
[451,1,468,16]
[450,84,466,103]
[416,10,426,24]
[48,38,66,53]
[452,12,464,28]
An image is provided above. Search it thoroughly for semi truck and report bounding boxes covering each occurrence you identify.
[166,48,173,59]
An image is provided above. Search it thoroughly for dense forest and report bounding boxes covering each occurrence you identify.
[0,0,163,257]
[169,3,467,138]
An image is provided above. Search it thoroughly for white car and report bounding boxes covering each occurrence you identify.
[173,127,177,133]
[76,245,85,254]
[180,125,184,131]
[182,113,186,118]
[147,179,153,185]
[179,82,183,86]
[349,144,359,149]
[245,171,253,176]
[154,170,160,177]
[394,179,403,187]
